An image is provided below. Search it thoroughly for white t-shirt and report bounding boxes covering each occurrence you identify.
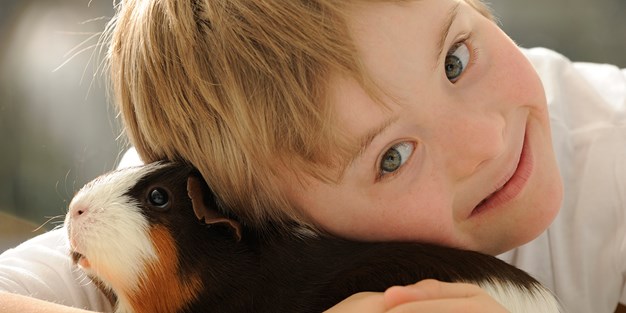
[1,48,625,312]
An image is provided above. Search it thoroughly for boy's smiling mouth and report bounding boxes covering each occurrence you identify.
[470,128,532,217]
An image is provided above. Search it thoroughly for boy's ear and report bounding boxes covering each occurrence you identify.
[187,176,242,242]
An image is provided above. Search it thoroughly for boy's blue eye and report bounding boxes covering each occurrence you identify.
[380,142,414,175]
[445,41,470,82]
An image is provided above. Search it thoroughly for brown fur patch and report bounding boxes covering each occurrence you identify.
[126,225,202,313]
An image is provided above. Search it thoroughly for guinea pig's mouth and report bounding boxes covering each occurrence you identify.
[71,250,91,268]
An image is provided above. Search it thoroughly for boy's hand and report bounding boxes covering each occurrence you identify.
[384,279,509,312]
[325,279,510,313]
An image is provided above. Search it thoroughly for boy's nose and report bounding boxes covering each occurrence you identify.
[439,117,505,180]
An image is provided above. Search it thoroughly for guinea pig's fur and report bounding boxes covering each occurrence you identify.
[65,162,561,313]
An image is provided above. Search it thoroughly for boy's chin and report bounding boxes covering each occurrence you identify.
[492,207,561,256]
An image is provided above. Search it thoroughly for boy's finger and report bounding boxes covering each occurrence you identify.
[386,297,509,313]
[383,279,484,309]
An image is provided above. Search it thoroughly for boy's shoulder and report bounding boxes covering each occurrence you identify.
[523,46,625,129]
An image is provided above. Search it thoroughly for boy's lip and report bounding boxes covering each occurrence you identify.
[469,127,532,217]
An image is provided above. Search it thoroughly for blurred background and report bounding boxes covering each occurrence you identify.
[490,0,626,66]
[0,0,123,250]
[1,0,625,251]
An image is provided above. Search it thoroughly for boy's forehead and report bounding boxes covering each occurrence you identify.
[322,0,493,175]
[461,0,494,20]
[333,2,457,126]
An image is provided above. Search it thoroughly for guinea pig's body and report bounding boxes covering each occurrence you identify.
[65,162,561,313]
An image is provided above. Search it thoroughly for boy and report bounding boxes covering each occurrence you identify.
[1,0,625,312]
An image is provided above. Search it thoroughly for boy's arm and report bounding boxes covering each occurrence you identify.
[0,292,100,313]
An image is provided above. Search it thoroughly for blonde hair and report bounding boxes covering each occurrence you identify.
[107,0,494,229]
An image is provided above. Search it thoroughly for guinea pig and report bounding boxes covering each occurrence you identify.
[64,162,561,313]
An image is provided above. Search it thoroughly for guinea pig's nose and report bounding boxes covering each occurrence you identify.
[71,205,88,219]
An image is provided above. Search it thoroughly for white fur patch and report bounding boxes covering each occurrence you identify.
[65,163,166,296]
[479,279,562,313]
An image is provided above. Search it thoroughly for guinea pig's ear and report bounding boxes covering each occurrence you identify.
[187,176,242,242]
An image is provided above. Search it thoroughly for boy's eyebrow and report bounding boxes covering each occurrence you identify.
[347,115,399,166]
[435,2,461,63]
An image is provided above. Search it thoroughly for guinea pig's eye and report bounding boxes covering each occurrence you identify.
[148,187,169,209]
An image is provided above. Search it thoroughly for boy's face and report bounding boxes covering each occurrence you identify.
[283,0,563,255]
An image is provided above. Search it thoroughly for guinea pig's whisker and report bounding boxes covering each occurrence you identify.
[69,263,93,287]
[76,272,93,287]
[34,215,65,233]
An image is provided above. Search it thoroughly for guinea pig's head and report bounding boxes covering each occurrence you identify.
[65,162,242,312]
